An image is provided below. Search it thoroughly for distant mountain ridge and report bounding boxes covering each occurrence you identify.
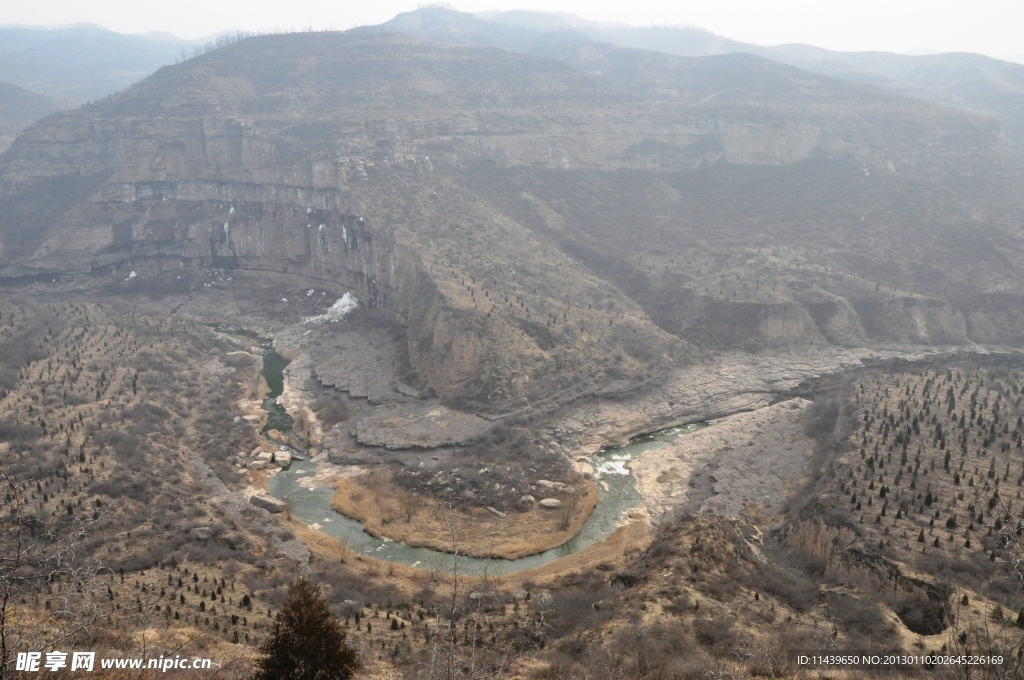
[0,80,64,152]
[4,11,1023,162]
[383,8,1024,161]
[0,26,204,150]
[0,25,192,104]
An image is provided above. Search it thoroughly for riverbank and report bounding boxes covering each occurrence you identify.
[330,469,600,560]
[292,512,653,593]
[631,398,815,524]
[260,331,695,570]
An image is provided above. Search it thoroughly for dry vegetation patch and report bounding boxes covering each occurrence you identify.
[0,292,316,674]
[331,470,599,560]
[12,287,1024,679]
[818,367,1024,606]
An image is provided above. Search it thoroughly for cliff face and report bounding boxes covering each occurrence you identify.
[1,31,1023,412]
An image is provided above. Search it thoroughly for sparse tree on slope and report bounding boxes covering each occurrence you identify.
[255,577,359,680]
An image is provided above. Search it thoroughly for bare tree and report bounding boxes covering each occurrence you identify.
[420,502,544,680]
[400,493,418,524]
[0,467,21,677]
[367,472,395,526]
[940,497,1024,680]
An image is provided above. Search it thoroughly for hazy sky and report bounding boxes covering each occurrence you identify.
[3,0,1023,60]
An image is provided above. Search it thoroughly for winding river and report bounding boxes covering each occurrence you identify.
[249,341,704,575]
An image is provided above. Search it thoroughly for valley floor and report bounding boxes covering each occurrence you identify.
[3,280,1024,679]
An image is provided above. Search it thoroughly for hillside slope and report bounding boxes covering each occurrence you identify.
[394,9,1024,162]
[0,25,190,103]
[1,29,1023,414]
[0,81,65,151]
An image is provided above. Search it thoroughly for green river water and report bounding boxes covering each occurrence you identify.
[246,339,704,575]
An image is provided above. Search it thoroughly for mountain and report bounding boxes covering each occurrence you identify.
[0,25,197,162]
[388,9,1024,161]
[1,28,1023,414]
[764,45,1024,146]
[0,80,64,151]
[7,19,1024,677]
[478,9,752,56]
[0,25,191,104]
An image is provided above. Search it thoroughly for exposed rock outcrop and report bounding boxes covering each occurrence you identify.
[631,399,814,522]
[354,403,493,449]
[249,494,288,513]
[542,345,1005,458]
[854,296,967,345]
[186,527,213,541]
[225,350,255,367]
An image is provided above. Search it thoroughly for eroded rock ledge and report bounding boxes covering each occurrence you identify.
[631,399,814,524]
[541,345,1013,459]
[354,403,492,449]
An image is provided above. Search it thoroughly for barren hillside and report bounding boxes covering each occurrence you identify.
[5,25,1024,680]
[1,30,1022,415]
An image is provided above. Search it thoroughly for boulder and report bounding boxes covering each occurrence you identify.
[246,461,265,470]
[519,495,535,505]
[225,351,255,367]
[250,494,287,513]
[266,429,290,446]
[274,451,292,467]
[574,461,595,480]
[255,451,274,463]
[187,527,213,541]
[539,498,562,509]
[536,479,565,490]
[327,448,375,465]
[512,589,529,602]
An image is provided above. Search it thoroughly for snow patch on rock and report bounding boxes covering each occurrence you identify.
[302,292,358,324]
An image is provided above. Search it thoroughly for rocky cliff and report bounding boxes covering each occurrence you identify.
[1,30,1023,414]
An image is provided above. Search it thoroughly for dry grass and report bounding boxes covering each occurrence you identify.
[290,519,434,597]
[330,471,599,560]
[500,520,653,588]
